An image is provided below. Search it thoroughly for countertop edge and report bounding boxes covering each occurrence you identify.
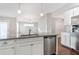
[0,34,56,41]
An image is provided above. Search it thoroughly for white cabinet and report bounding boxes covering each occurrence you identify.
[69,9,74,17]
[16,44,32,55]
[64,7,79,25]
[64,25,72,32]
[61,32,71,47]
[73,8,78,16]
[65,33,71,47]
[72,7,79,17]
[64,9,74,25]
[71,36,77,50]
[64,11,71,25]
[0,46,15,55]
[61,33,66,45]
[0,37,44,55]
[71,33,79,50]
[32,41,44,55]
[15,37,44,55]
[77,7,79,15]
[0,40,15,55]
[73,7,79,16]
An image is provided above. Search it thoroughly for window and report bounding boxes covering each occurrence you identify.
[18,22,38,35]
[0,22,8,39]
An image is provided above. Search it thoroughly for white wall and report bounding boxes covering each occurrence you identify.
[55,18,64,34]
[46,13,64,34]
[16,13,64,35]
[37,15,47,33]
[47,14,56,34]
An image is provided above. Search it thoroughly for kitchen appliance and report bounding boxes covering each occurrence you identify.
[72,25,79,32]
[44,36,56,55]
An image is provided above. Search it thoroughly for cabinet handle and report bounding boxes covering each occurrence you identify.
[11,47,15,49]
[3,42,7,44]
[30,43,34,46]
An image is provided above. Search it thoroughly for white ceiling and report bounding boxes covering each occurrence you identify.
[0,3,78,17]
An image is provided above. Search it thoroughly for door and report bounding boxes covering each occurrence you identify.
[0,47,15,55]
[0,22,8,39]
[32,41,44,55]
[16,44,32,55]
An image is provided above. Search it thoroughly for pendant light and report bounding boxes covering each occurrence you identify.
[17,3,22,14]
[40,3,44,16]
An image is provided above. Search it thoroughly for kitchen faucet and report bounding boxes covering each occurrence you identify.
[29,29,31,35]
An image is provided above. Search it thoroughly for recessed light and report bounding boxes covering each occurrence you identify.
[40,13,43,16]
[18,9,22,14]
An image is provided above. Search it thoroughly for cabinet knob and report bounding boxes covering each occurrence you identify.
[30,43,34,46]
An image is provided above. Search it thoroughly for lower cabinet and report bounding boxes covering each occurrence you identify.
[71,36,77,50]
[16,41,44,55]
[16,44,32,55]
[0,47,15,55]
[32,41,44,55]
[0,37,44,55]
[61,32,71,47]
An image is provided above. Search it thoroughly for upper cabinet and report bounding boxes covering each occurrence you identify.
[73,8,78,16]
[69,9,74,17]
[64,10,72,25]
[73,7,79,16]
[64,7,79,25]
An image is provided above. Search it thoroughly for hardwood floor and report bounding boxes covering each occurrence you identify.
[57,36,79,55]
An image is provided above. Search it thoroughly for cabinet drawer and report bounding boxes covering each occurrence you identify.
[0,40,15,47]
[16,38,43,47]
[16,37,43,44]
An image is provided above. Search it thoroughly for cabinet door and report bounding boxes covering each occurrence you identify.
[71,36,77,50]
[65,33,71,47]
[61,33,66,45]
[61,32,71,47]
[77,7,79,16]
[16,44,32,55]
[32,41,44,55]
[69,9,74,17]
[0,47,15,55]
[64,11,71,25]
[73,8,78,16]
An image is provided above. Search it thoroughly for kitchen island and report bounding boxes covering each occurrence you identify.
[0,33,56,55]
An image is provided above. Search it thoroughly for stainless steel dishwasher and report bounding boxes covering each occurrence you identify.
[44,36,56,55]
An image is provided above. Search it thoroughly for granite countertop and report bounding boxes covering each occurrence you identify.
[0,33,56,41]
